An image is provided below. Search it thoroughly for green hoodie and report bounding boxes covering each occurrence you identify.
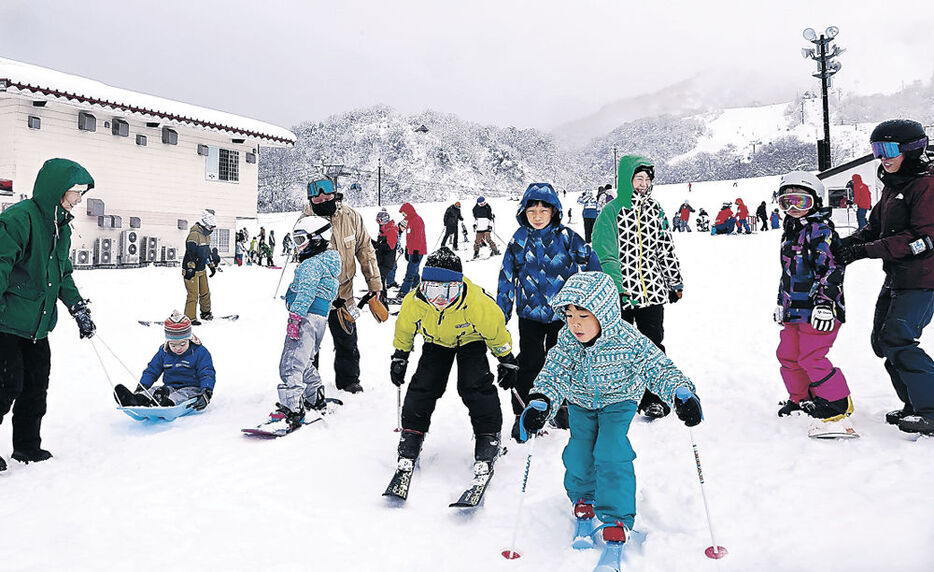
[0,158,94,339]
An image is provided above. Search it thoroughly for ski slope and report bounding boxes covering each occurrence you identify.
[1,181,932,572]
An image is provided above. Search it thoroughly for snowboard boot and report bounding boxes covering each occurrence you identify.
[267,403,306,432]
[474,433,501,463]
[200,311,214,321]
[342,382,364,394]
[12,448,53,464]
[885,404,915,425]
[303,386,328,413]
[897,415,934,435]
[801,395,853,422]
[777,400,802,417]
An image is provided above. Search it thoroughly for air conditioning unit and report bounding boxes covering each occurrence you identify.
[73,249,92,268]
[161,245,178,263]
[94,237,114,266]
[119,230,140,265]
[140,236,161,263]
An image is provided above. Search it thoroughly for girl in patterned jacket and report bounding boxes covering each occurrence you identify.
[592,155,684,419]
[773,171,853,431]
[260,217,342,434]
[517,271,701,565]
[496,182,601,440]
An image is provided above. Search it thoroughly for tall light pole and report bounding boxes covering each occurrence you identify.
[802,26,844,171]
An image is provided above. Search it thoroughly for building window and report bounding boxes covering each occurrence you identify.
[136,134,147,146]
[78,111,97,132]
[162,127,178,145]
[112,118,129,137]
[210,228,230,253]
[28,116,41,129]
[205,146,239,182]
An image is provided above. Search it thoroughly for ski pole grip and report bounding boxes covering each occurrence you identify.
[529,399,548,411]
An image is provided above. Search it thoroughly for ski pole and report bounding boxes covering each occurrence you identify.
[272,258,292,299]
[688,428,728,560]
[502,399,547,560]
[395,386,402,432]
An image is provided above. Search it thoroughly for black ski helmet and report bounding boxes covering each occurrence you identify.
[870,119,926,144]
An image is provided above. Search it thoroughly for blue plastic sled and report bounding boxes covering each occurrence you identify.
[118,398,198,422]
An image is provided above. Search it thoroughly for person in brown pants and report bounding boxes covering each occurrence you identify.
[183,209,217,325]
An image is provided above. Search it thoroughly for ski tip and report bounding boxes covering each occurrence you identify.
[500,550,521,560]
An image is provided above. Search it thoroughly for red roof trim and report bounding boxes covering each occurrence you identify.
[1,78,294,145]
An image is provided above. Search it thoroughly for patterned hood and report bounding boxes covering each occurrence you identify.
[550,271,623,339]
[516,183,563,227]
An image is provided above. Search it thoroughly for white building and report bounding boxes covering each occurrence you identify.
[0,57,295,267]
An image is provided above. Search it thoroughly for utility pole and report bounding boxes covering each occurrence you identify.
[613,146,618,189]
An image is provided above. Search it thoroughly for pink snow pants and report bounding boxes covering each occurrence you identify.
[777,322,850,403]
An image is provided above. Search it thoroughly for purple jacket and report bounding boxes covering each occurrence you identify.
[778,209,845,323]
[848,169,934,288]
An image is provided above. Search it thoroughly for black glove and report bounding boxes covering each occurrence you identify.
[834,242,867,266]
[190,388,213,411]
[674,387,703,427]
[183,267,196,280]
[517,393,551,443]
[496,353,519,389]
[411,250,421,258]
[390,349,410,387]
[68,299,96,339]
[208,265,216,277]
[668,288,682,304]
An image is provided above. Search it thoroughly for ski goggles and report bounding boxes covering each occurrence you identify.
[778,192,814,212]
[871,137,929,159]
[419,280,461,310]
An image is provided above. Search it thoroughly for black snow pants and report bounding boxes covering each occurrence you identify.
[313,308,361,391]
[0,333,51,452]
[402,341,503,435]
[512,318,563,414]
[441,225,459,250]
[620,303,669,412]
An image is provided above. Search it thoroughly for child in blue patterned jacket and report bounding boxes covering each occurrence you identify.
[496,182,600,440]
[262,217,341,434]
[517,271,702,561]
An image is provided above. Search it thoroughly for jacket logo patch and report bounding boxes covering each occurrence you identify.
[456,322,470,328]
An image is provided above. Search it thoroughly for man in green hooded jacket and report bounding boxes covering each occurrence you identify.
[0,158,97,471]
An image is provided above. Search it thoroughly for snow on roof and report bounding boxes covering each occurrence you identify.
[0,57,296,146]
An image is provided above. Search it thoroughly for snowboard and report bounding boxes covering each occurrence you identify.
[138,314,239,327]
[118,398,198,422]
[808,417,860,439]
[241,398,343,438]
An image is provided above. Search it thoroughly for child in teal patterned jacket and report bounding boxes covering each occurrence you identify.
[518,271,702,553]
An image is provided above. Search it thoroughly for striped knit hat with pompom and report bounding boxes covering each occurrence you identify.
[164,310,193,340]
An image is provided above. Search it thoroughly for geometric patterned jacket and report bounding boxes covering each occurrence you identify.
[592,155,683,308]
[497,183,601,324]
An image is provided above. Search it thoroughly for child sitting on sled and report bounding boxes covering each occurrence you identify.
[113,311,215,410]
[517,271,701,568]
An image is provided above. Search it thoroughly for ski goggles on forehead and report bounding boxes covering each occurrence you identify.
[871,137,929,159]
[778,192,814,212]
[419,280,461,309]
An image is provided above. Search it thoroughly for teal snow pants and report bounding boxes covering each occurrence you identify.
[562,401,638,528]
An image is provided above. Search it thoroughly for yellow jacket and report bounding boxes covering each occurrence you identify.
[393,278,512,357]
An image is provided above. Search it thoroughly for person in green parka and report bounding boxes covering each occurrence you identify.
[591,155,684,420]
[0,158,97,471]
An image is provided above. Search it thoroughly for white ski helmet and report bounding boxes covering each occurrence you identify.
[778,171,825,207]
[292,216,332,256]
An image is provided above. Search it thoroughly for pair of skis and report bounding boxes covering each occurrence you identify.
[138,314,239,327]
[383,457,498,508]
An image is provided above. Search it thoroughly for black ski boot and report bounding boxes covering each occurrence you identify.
[200,311,214,321]
[152,386,175,406]
[897,415,934,435]
[801,396,853,421]
[398,429,425,462]
[12,449,53,464]
[474,433,501,463]
[777,400,802,417]
[885,404,915,425]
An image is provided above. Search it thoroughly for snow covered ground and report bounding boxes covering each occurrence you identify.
[2,181,933,572]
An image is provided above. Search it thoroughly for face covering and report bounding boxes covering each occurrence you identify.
[311,199,338,217]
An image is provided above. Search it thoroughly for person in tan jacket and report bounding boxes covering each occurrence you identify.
[302,180,382,394]
[183,209,218,324]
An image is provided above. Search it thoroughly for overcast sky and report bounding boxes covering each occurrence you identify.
[2,1,932,131]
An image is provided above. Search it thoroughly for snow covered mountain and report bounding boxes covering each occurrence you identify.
[258,77,934,212]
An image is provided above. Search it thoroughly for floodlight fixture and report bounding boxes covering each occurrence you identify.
[825,26,839,39]
[803,28,817,41]
[802,48,815,58]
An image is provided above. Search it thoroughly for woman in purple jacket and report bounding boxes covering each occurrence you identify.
[837,119,934,435]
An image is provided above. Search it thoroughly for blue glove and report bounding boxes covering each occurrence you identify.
[674,387,703,427]
[517,396,550,443]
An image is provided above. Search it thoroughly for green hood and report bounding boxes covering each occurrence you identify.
[32,158,95,220]
[615,154,654,209]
